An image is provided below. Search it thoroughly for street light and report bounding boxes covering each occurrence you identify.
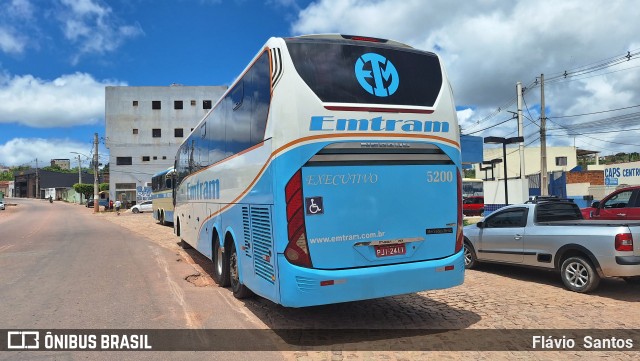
[481,158,502,181]
[483,136,524,205]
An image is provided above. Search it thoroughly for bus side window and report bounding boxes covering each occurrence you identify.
[250,52,270,146]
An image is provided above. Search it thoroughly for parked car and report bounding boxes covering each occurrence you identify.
[463,197,640,293]
[581,186,640,220]
[131,200,153,214]
[463,196,484,216]
[86,199,109,208]
[0,200,5,210]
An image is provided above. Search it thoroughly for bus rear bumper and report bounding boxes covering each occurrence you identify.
[277,251,464,308]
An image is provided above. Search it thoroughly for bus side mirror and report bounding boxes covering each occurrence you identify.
[166,179,173,189]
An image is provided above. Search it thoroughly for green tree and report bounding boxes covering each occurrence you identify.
[0,170,12,181]
[43,164,76,173]
[99,183,109,192]
[73,183,95,200]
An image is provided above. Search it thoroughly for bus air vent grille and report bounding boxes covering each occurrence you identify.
[271,47,284,88]
[250,206,275,284]
[241,206,252,258]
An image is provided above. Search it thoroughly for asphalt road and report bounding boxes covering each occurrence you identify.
[0,198,283,361]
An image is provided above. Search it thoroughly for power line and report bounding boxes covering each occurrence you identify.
[467,48,640,133]
[548,104,640,119]
[465,116,516,135]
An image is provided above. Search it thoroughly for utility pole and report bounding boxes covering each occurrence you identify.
[77,154,82,204]
[93,133,99,213]
[540,74,548,196]
[517,82,525,179]
[35,158,39,199]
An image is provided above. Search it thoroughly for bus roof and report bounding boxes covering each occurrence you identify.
[290,34,414,49]
[152,167,175,178]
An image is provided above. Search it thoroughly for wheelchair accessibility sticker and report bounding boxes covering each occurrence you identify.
[305,197,324,216]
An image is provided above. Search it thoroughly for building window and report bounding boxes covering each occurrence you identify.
[153,156,158,160]
[132,100,138,106]
[132,129,138,135]
[116,157,133,165]
[174,100,183,109]
[142,156,150,162]
[203,100,212,109]
[174,128,184,137]
[115,183,136,189]
[556,157,567,166]
[191,100,196,106]
[162,156,167,160]
[152,101,161,110]
[152,129,161,138]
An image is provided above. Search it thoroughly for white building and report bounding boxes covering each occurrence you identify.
[475,146,578,180]
[105,85,227,203]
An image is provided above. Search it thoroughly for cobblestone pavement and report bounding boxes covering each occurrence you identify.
[94,207,640,360]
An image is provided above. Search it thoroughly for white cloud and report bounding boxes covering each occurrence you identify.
[0,0,34,54]
[57,0,144,64]
[0,71,126,127]
[291,0,640,152]
[0,138,92,167]
[457,108,475,125]
[0,27,26,54]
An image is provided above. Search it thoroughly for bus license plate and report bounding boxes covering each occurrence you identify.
[375,243,406,257]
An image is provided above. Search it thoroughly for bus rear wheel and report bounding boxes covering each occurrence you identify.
[213,239,230,287]
[229,244,252,299]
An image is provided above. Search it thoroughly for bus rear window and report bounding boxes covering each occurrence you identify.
[285,38,443,107]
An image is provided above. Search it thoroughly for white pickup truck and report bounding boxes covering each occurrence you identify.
[463,198,640,293]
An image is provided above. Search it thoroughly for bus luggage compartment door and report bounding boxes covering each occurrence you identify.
[301,164,458,269]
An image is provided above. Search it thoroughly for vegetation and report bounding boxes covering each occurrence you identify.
[42,164,77,173]
[0,166,29,181]
[577,152,640,169]
[463,169,476,179]
[73,183,95,199]
[73,183,109,198]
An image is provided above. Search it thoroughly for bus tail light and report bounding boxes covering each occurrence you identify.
[615,233,634,252]
[455,169,463,254]
[284,170,312,268]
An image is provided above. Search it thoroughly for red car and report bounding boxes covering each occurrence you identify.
[463,196,484,216]
[581,186,640,220]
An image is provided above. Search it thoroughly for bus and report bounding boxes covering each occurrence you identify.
[151,167,175,225]
[462,178,484,197]
[174,34,464,307]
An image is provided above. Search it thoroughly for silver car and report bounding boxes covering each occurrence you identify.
[463,199,640,292]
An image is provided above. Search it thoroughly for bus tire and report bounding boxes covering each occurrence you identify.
[213,237,230,287]
[229,243,253,299]
[160,211,166,226]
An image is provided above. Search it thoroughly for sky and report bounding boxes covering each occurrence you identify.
[1,0,640,168]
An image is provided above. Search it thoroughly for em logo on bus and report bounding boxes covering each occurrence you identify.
[355,53,399,97]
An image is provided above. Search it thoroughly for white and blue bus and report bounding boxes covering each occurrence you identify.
[152,167,175,225]
[174,34,464,307]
